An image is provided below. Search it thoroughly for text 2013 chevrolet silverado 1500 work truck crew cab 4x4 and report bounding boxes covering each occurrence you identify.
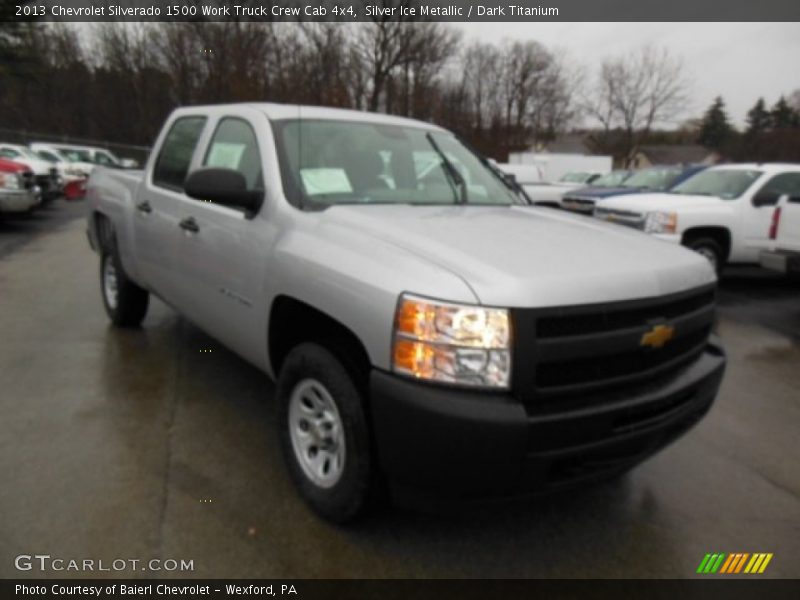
[87,104,726,522]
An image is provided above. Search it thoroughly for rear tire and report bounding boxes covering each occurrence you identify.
[277,343,373,523]
[100,243,149,327]
[685,237,724,274]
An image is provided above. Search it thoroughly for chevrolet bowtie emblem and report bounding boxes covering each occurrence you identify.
[640,324,675,349]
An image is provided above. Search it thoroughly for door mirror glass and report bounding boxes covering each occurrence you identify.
[184,167,264,213]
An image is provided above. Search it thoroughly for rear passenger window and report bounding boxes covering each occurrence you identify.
[152,116,207,191]
[203,118,263,191]
[757,173,800,201]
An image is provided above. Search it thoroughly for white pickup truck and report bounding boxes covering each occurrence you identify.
[760,194,800,274]
[87,103,726,521]
[594,163,800,272]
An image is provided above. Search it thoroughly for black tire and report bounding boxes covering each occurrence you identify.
[685,237,725,274]
[100,242,149,327]
[277,343,373,523]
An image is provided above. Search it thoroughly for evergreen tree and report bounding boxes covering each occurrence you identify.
[746,98,772,136]
[698,96,735,149]
[770,96,800,129]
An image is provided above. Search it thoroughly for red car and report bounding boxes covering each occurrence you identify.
[0,158,40,214]
[63,177,87,201]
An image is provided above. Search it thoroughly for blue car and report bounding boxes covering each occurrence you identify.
[561,165,707,214]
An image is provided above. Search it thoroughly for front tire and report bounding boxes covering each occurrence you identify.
[100,245,149,327]
[277,343,373,523]
[685,237,724,274]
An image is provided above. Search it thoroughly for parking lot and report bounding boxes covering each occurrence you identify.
[1,199,798,579]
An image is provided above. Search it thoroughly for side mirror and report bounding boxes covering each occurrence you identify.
[184,168,263,214]
[752,191,780,207]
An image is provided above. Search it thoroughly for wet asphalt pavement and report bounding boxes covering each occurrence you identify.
[1,200,798,579]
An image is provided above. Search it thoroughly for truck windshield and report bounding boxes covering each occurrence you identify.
[670,169,762,199]
[57,148,92,163]
[620,168,681,191]
[591,170,631,187]
[272,119,521,208]
[559,171,591,183]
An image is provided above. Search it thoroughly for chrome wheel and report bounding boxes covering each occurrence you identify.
[102,255,119,310]
[288,378,346,489]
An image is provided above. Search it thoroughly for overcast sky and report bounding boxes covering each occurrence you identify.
[455,22,800,128]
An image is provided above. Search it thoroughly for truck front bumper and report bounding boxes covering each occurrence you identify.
[0,190,38,214]
[760,249,800,274]
[370,338,725,502]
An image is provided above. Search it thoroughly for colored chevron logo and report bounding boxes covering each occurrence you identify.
[696,552,773,574]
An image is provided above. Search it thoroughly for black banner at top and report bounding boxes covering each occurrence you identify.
[5,0,800,22]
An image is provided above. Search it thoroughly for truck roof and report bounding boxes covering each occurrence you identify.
[709,162,800,173]
[173,102,448,132]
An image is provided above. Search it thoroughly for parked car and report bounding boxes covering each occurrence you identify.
[519,171,603,207]
[50,143,139,169]
[561,166,706,215]
[560,169,634,213]
[87,103,726,522]
[593,163,800,272]
[0,157,40,215]
[0,143,62,200]
[760,194,800,274]
[28,144,89,200]
[30,143,94,177]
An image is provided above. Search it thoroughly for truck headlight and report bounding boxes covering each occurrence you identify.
[644,211,677,234]
[0,173,21,190]
[392,294,511,389]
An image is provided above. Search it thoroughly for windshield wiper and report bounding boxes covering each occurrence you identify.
[457,136,532,205]
[426,132,467,205]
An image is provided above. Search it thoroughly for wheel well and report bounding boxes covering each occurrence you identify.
[268,296,372,387]
[92,211,115,251]
[682,227,731,261]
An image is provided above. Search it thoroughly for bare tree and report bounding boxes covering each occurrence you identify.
[585,45,689,164]
[351,1,421,112]
[461,42,502,132]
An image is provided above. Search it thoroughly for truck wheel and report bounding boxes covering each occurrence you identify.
[277,343,373,522]
[685,237,724,274]
[100,245,149,327]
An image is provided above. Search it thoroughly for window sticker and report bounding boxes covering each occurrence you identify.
[300,168,353,195]
[206,142,246,170]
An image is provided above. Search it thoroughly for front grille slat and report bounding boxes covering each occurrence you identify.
[536,304,715,363]
[513,285,717,409]
[536,333,709,394]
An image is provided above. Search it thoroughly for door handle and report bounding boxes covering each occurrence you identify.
[136,201,152,214]
[179,217,200,233]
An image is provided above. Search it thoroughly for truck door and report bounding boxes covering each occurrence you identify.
[135,115,208,305]
[167,113,274,367]
[743,172,800,259]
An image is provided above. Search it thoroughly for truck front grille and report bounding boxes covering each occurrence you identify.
[512,285,716,411]
[21,172,35,190]
[35,174,51,191]
[561,196,595,213]
[593,207,645,229]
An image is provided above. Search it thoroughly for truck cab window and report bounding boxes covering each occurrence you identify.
[152,116,207,191]
[203,118,263,191]
[756,173,800,203]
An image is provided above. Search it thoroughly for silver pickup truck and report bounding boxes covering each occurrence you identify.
[87,103,726,522]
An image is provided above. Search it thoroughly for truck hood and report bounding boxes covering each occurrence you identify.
[321,204,715,308]
[600,192,723,213]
